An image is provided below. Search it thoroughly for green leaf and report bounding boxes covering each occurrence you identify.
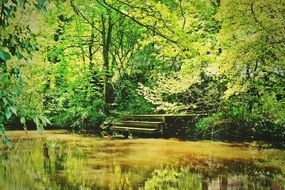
[2,133,12,148]
[0,0,9,3]
[9,106,17,114]
[2,98,8,106]
[34,117,39,126]
[39,116,51,125]
[20,117,26,124]
[34,117,44,131]
[37,0,47,11]
[0,50,11,62]
[37,0,46,6]
[18,0,26,4]
[0,124,4,132]
[5,109,12,120]
[16,52,23,60]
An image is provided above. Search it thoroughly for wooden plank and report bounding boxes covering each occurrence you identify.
[112,121,163,128]
[111,126,161,133]
[122,114,205,117]
[121,115,165,122]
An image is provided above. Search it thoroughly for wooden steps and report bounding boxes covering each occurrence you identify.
[110,114,206,137]
[121,115,165,122]
[113,121,163,128]
[110,115,164,136]
[111,126,159,133]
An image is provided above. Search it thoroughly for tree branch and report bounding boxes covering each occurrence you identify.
[99,0,179,45]
[70,0,102,34]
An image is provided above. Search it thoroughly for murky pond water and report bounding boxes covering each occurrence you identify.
[0,130,285,190]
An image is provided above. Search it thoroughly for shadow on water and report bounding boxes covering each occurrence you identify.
[0,131,284,190]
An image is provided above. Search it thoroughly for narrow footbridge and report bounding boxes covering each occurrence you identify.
[110,114,205,137]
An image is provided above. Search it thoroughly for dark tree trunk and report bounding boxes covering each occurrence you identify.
[89,25,94,69]
[101,14,114,109]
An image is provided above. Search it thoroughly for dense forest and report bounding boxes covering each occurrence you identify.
[1,0,285,141]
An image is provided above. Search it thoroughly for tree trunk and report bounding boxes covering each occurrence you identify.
[89,25,94,68]
[101,14,114,109]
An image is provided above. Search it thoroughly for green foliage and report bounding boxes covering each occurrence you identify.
[115,80,154,114]
[0,72,19,129]
[1,0,284,140]
[0,0,51,144]
[196,88,285,139]
[44,61,106,129]
[135,0,285,140]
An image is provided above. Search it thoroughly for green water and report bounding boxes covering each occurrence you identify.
[0,131,285,190]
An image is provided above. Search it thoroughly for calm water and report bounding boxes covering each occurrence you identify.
[0,131,284,190]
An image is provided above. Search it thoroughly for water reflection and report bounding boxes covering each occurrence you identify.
[143,168,284,190]
[0,132,284,190]
[43,142,52,175]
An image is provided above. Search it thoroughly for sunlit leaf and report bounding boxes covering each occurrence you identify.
[20,117,26,124]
